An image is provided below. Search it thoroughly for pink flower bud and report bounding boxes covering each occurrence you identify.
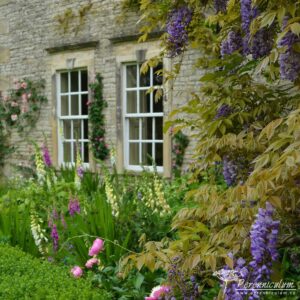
[20,82,27,89]
[21,93,28,102]
[85,258,100,269]
[11,114,18,121]
[71,266,83,278]
[88,238,104,256]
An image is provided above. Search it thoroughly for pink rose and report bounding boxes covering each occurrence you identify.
[3,95,9,101]
[21,105,28,113]
[20,82,27,89]
[11,101,18,107]
[71,266,83,278]
[88,238,104,256]
[85,258,100,269]
[27,93,32,98]
[11,114,18,121]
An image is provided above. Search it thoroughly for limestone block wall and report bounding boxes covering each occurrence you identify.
[0,0,201,177]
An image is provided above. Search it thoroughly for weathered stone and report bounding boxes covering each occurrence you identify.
[0,75,9,90]
[0,19,9,34]
[0,47,10,63]
[0,0,10,7]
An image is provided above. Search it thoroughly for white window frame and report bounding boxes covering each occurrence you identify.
[56,69,89,167]
[123,62,164,173]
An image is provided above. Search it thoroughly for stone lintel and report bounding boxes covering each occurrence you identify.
[45,41,99,54]
[110,31,163,44]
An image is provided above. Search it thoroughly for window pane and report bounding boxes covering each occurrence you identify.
[63,120,71,139]
[129,118,139,140]
[126,65,137,88]
[155,143,163,166]
[73,120,81,140]
[83,119,88,139]
[81,70,88,91]
[83,142,89,163]
[141,117,153,140]
[153,64,163,86]
[129,143,139,165]
[63,142,71,162]
[140,90,151,113]
[141,143,153,166]
[71,95,79,115]
[61,95,69,116]
[126,91,137,113]
[61,73,68,93]
[71,71,79,92]
[140,65,150,87]
[155,117,163,140]
[153,90,163,112]
[82,94,88,115]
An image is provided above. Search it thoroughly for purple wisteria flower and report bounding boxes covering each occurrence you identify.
[166,7,192,57]
[221,203,280,299]
[42,144,52,167]
[68,197,81,216]
[222,156,238,186]
[221,31,243,57]
[279,18,300,81]
[249,202,280,281]
[51,224,59,252]
[214,0,228,13]
[215,104,233,119]
[240,0,273,58]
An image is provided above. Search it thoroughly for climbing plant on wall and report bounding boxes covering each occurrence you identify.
[0,78,47,167]
[89,74,109,161]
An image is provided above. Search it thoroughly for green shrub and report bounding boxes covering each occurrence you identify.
[0,244,111,299]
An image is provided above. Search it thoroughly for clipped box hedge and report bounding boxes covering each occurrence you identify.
[0,244,111,299]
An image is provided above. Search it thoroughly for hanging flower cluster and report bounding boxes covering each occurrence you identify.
[89,74,109,160]
[30,212,48,255]
[221,31,243,57]
[222,156,238,186]
[214,0,228,13]
[220,203,280,299]
[214,104,233,119]
[278,18,300,82]
[166,7,192,57]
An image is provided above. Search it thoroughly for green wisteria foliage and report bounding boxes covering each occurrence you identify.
[121,0,300,296]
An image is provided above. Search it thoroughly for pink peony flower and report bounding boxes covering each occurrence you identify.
[71,266,83,278]
[11,114,18,121]
[88,238,104,256]
[85,258,100,269]
[145,285,171,300]
[20,82,27,89]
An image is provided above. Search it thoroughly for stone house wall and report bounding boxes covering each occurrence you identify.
[0,0,201,178]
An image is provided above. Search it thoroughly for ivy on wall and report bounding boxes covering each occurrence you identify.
[171,130,189,177]
[89,74,109,161]
[0,79,47,167]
